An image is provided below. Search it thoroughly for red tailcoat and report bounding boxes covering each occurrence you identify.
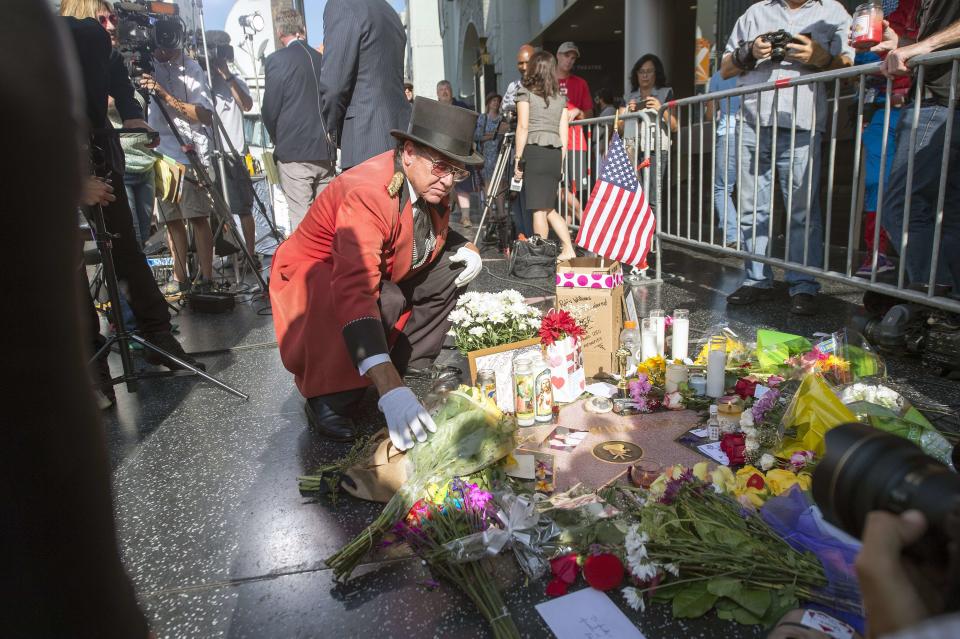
[270,151,450,397]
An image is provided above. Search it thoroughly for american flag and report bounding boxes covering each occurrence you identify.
[575,133,655,268]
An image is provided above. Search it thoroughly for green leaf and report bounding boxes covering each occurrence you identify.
[728,587,772,617]
[729,605,764,625]
[706,577,743,599]
[671,583,719,619]
[595,520,627,546]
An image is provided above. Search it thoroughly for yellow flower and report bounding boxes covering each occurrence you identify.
[648,473,669,500]
[764,469,801,496]
[733,465,770,505]
[664,464,687,480]
[797,472,812,491]
[710,465,736,494]
[738,491,766,508]
[425,482,449,505]
[693,462,709,482]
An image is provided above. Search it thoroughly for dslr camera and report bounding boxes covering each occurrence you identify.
[113,1,186,80]
[761,29,794,63]
[813,422,960,610]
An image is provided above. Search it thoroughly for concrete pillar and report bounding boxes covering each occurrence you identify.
[493,0,534,90]
[624,0,670,95]
[407,0,446,99]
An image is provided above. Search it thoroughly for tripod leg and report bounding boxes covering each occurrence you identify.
[130,334,249,400]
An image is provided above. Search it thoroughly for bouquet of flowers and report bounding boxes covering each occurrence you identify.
[392,480,520,639]
[611,473,858,625]
[538,308,584,346]
[448,290,542,354]
[325,390,517,580]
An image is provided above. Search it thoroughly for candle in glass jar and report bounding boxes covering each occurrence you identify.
[640,318,658,361]
[706,336,727,398]
[672,309,689,361]
[852,2,884,48]
[650,309,666,356]
[665,363,688,393]
[689,373,707,395]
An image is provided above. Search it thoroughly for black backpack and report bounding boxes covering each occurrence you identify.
[509,235,558,279]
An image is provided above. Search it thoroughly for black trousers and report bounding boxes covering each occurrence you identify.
[85,164,171,342]
[317,231,467,412]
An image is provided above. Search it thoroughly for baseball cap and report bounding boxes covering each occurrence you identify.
[557,42,580,57]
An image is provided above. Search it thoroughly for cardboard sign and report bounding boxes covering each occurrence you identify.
[556,259,624,377]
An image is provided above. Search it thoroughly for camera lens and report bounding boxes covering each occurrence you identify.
[813,422,960,538]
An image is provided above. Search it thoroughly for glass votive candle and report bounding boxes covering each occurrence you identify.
[649,309,666,356]
[672,309,689,362]
[629,460,664,489]
[665,363,688,393]
[640,317,658,361]
[689,373,707,396]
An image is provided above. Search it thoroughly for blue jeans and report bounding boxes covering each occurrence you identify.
[737,125,824,297]
[714,132,739,244]
[882,103,960,291]
[863,106,901,212]
[124,169,155,247]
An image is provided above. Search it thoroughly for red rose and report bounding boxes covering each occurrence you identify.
[550,552,580,585]
[583,553,624,591]
[746,473,765,490]
[545,577,569,597]
[720,432,746,466]
[734,377,758,400]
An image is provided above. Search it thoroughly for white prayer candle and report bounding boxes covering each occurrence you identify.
[650,309,666,356]
[672,309,689,362]
[640,318,657,361]
[706,337,727,398]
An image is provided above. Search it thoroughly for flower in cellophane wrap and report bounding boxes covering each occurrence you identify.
[540,309,586,403]
[325,390,517,582]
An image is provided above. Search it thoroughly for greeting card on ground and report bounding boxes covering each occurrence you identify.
[535,587,646,639]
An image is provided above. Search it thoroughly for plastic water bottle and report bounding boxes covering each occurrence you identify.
[619,320,641,371]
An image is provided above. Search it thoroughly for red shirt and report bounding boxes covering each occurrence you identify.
[558,74,592,151]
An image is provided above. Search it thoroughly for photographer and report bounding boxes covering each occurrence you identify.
[140,45,217,293]
[501,44,535,239]
[60,5,202,404]
[720,0,853,317]
[206,30,258,262]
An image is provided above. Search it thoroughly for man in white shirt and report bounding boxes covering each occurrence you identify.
[207,31,257,260]
[140,47,216,292]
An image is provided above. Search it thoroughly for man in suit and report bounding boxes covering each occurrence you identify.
[270,98,484,449]
[319,0,411,172]
[262,9,335,231]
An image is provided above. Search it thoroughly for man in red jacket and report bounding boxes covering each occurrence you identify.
[270,98,484,451]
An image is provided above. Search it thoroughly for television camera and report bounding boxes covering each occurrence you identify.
[113,1,185,80]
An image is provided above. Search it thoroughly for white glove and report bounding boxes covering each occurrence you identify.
[449,246,483,287]
[377,386,437,451]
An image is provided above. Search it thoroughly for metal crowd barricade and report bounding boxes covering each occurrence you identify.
[561,111,656,231]
[654,48,960,314]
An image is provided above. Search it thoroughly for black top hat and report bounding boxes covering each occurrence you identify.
[391,97,483,165]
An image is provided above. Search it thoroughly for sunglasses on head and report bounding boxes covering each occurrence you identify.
[98,14,118,26]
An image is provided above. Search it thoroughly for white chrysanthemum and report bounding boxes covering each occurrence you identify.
[624,525,649,555]
[622,587,645,612]
[630,560,659,582]
[740,410,755,427]
[760,453,776,471]
[468,326,486,336]
[663,563,680,576]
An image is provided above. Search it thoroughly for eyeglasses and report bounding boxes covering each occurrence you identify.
[637,69,656,76]
[98,14,118,26]
[419,149,470,183]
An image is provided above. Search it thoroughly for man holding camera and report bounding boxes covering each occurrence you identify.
[721,0,853,316]
[140,46,217,293]
[206,30,258,262]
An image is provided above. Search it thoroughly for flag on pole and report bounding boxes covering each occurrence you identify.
[575,132,655,268]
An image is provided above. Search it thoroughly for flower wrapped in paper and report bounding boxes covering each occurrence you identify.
[325,390,517,581]
[776,374,857,457]
[540,309,587,403]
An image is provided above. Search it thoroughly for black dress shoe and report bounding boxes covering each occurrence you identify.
[304,397,358,442]
[142,331,207,371]
[789,293,818,316]
[726,285,774,306]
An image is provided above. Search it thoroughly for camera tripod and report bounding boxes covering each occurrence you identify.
[148,95,269,293]
[206,109,284,274]
[86,135,248,400]
[472,129,516,250]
